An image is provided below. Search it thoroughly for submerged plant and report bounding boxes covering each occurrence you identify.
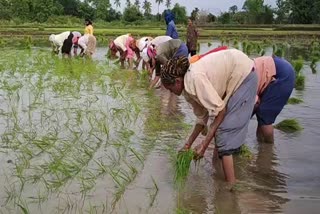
[239,144,253,159]
[275,119,303,133]
[310,56,319,74]
[292,58,305,90]
[175,150,195,185]
[295,75,305,90]
[287,97,303,105]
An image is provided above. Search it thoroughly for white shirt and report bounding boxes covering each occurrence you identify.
[49,31,70,51]
[78,35,89,51]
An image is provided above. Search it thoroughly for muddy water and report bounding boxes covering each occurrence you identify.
[0,43,319,214]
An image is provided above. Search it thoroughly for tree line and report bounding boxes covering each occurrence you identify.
[0,0,319,24]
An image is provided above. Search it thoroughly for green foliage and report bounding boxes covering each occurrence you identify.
[239,144,253,159]
[295,75,305,90]
[287,97,303,104]
[171,3,187,24]
[123,5,143,22]
[175,150,195,185]
[275,119,303,133]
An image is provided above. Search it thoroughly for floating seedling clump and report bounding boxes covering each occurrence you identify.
[207,42,212,47]
[275,119,303,133]
[287,97,303,105]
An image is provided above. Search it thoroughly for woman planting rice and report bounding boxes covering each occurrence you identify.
[141,35,172,76]
[109,34,140,70]
[78,34,96,58]
[253,56,295,143]
[71,31,82,56]
[49,31,71,54]
[148,39,188,89]
[160,49,258,183]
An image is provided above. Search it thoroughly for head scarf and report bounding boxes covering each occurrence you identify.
[161,56,190,85]
[164,10,175,25]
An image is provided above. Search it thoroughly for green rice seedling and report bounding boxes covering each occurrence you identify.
[148,176,159,207]
[220,37,225,45]
[275,119,303,133]
[274,46,285,57]
[287,97,303,105]
[175,207,192,214]
[233,39,239,48]
[310,56,318,74]
[175,150,195,185]
[293,58,304,75]
[260,49,265,56]
[239,144,253,160]
[197,42,200,53]
[295,74,305,90]
[242,41,248,53]
[207,42,212,47]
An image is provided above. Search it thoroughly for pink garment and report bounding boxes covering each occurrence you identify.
[147,46,157,58]
[125,36,135,59]
[254,56,276,100]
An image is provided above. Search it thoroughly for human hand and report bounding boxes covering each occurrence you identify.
[193,142,208,160]
[178,143,192,153]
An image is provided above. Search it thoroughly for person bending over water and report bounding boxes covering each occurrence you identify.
[49,31,71,54]
[253,56,295,143]
[78,34,96,58]
[160,49,258,183]
[148,39,188,89]
[109,34,141,70]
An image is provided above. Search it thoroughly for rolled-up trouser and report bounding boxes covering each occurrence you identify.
[255,57,295,126]
[215,70,258,158]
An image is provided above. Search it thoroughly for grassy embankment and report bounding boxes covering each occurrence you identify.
[1,23,320,47]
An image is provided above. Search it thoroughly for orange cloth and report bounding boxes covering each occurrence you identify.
[254,56,276,99]
[189,46,228,63]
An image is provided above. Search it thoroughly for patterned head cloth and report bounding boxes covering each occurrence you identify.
[161,56,190,85]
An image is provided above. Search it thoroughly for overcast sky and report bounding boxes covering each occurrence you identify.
[113,0,277,15]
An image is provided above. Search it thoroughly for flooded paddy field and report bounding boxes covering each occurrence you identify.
[0,40,319,214]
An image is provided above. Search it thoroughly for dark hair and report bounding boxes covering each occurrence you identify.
[85,19,92,25]
[161,56,190,85]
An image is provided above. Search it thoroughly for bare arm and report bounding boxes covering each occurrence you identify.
[196,107,226,157]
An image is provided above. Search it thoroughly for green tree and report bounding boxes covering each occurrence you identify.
[171,3,187,24]
[191,7,199,21]
[105,7,122,21]
[275,0,289,24]
[57,0,79,16]
[155,0,164,15]
[218,12,231,24]
[165,0,171,9]
[134,0,140,8]
[78,0,95,20]
[207,13,216,22]
[92,0,111,21]
[123,5,143,22]
[0,0,12,20]
[288,0,314,24]
[229,5,238,14]
[143,0,152,16]
[31,0,63,22]
[114,0,120,8]
[126,0,131,7]
[242,0,264,23]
